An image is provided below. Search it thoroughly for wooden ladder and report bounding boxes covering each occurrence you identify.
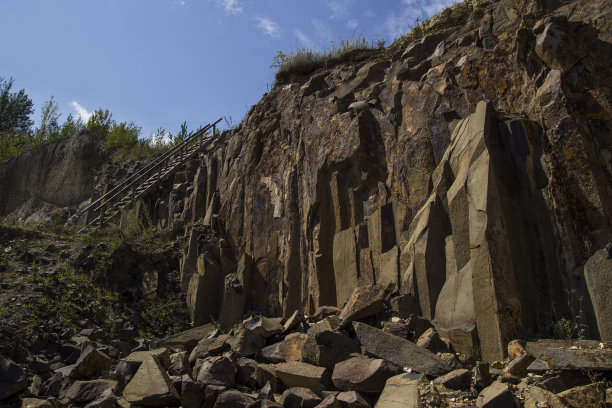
[78,118,222,228]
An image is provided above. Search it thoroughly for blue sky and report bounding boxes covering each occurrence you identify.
[1,0,459,139]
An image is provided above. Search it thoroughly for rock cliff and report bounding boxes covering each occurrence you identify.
[171,0,612,362]
[0,131,108,220]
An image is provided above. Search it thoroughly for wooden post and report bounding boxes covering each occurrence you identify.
[100,206,105,227]
[181,144,184,162]
[85,208,91,225]
[213,123,216,138]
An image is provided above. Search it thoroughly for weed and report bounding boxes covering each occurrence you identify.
[273,32,384,82]
[553,289,588,340]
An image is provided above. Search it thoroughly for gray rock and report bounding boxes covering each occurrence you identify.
[280,387,322,408]
[122,355,180,407]
[476,381,519,408]
[353,322,451,376]
[197,356,237,387]
[0,358,28,400]
[332,356,401,393]
[63,379,117,404]
[215,389,255,408]
[276,361,332,394]
[374,374,419,408]
[432,369,472,390]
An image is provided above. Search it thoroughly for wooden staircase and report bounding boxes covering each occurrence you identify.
[78,118,222,228]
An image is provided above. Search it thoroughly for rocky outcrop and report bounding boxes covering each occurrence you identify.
[0,131,108,218]
[163,0,612,362]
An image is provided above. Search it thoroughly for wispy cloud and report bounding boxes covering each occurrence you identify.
[254,16,280,37]
[346,19,358,29]
[324,0,353,19]
[312,18,332,41]
[70,101,92,123]
[217,0,243,15]
[386,0,460,39]
[293,29,312,47]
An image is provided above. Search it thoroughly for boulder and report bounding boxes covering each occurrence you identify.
[63,379,117,404]
[69,346,112,379]
[307,316,341,336]
[255,364,282,393]
[123,348,170,370]
[84,388,119,408]
[122,356,180,407]
[558,382,606,408]
[276,361,332,394]
[336,391,371,408]
[316,395,342,408]
[215,389,255,408]
[338,286,388,328]
[526,340,612,370]
[151,323,216,353]
[476,381,519,408]
[181,377,207,408]
[332,356,401,393]
[0,358,28,400]
[262,333,309,363]
[21,398,53,408]
[353,322,451,376]
[432,369,472,390]
[374,374,419,408]
[283,310,305,333]
[302,330,361,370]
[280,387,322,408]
[197,356,237,387]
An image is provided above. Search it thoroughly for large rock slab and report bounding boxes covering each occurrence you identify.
[353,322,450,376]
[276,361,332,394]
[151,323,216,353]
[526,340,612,370]
[332,356,401,393]
[122,356,180,407]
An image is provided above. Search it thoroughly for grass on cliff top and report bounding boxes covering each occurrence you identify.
[272,0,472,84]
[273,32,385,83]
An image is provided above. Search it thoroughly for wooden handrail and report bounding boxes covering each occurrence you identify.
[81,118,222,217]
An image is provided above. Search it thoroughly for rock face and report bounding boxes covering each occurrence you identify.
[0,131,108,217]
[158,0,612,363]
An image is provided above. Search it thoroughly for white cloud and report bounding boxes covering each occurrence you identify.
[386,0,460,39]
[70,101,92,123]
[293,29,313,47]
[364,10,375,18]
[346,19,358,29]
[150,131,173,146]
[254,16,280,37]
[218,0,243,15]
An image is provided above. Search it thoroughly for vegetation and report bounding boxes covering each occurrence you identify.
[271,32,385,82]
[0,76,199,163]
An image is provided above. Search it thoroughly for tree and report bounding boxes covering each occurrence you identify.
[59,114,85,139]
[36,96,61,142]
[86,108,113,139]
[173,121,190,145]
[107,121,141,149]
[0,77,34,134]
